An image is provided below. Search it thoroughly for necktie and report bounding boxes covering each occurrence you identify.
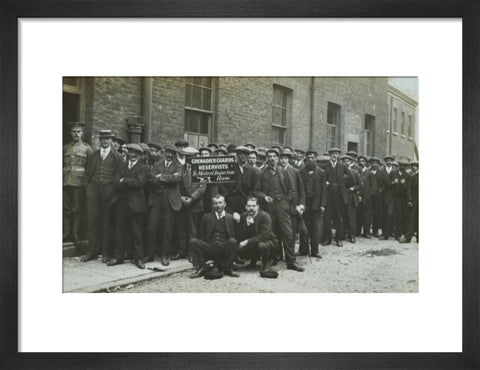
[101,150,106,160]
[128,161,133,169]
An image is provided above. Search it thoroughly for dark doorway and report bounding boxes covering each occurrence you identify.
[63,92,80,145]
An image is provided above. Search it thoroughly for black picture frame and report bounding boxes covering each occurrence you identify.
[1,1,478,369]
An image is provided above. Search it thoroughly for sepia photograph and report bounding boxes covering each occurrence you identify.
[62,76,419,293]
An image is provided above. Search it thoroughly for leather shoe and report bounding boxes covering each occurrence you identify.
[189,267,205,279]
[80,253,96,262]
[336,240,343,247]
[107,258,123,266]
[295,251,308,256]
[287,263,305,272]
[321,240,331,246]
[224,270,240,278]
[311,253,322,259]
[101,256,108,263]
[350,237,356,243]
[161,255,170,266]
[135,259,145,269]
[362,234,371,239]
[399,237,410,243]
[142,256,154,263]
[379,236,388,240]
[373,233,380,238]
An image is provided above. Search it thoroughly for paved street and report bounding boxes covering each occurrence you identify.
[119,237,418,293]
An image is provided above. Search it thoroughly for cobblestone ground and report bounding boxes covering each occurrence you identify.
[121,237,418,293]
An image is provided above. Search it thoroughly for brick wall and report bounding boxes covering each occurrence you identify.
[312,77,389,157]
[77,76,416,160]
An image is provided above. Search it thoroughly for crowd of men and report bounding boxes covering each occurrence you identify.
[63,122,419,279]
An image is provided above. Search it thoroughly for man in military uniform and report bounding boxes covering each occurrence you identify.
[63,122,92,247]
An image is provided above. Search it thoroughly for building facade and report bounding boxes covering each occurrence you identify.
[63,77,418,160]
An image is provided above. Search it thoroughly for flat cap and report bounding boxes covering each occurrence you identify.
[244,142,256,149]
[235,146,251,153]
[199,146,212,153]
[305,149,318,157]
[266,147,280,156]
[346,151,358,158]
[384,155,395,161]
[207,143,219,149]
[139,143,150,152]
[317,155,331,162]
[125,143,143,153]
[182,146,199,156]
[294,148,306,154]
[148,142,162,150]
[357,155,368,162]
[341,155,354,161]
[369,156,381,163]
[164,144,178,153]
[328,147,341,154]
[214,147,228,155]
[280,148,294,157]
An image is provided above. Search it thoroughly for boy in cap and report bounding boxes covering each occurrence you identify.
[63,122,92,247]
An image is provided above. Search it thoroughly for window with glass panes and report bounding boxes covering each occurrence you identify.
[184,77,212,147]
[272,85,292,146]
[326,102,341,150]
[365,114,375,156]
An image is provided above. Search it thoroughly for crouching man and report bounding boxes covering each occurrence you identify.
[236,196,277,272]
[189,194,239,278]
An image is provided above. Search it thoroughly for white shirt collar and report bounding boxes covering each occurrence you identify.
[101,146,111,155]
[216,210,226,219]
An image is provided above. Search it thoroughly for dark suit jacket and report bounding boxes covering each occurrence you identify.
[181,164,206,213]
[221,163,257,199]
[324,161,349,203]
[407,172,419,205]
[149,160,183,211]
[237,210,277,246]
[379,167,397,203]
[199,211,237,242]
[299,165,327,211]
[285,165,306,207]
[254,165,294,202]
[117,161,147,214]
